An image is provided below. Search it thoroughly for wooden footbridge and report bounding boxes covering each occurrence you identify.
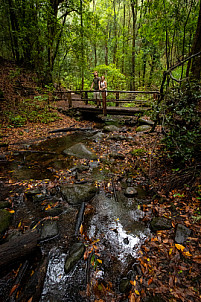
[53,90,160,116]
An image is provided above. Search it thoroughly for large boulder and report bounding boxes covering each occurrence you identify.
[63,143,97,160]
[60,183,98,206]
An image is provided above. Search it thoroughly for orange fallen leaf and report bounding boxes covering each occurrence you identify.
[175,244,185,252]
[80,223,84,235]
[9,284,19,296]
[182,251,192,257]
[130,280,136,286]
[148,277,153,285]
[97,259,102,263]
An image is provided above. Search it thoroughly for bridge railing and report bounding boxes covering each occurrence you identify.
[53,90,160,116]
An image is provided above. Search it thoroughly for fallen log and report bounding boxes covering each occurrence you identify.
[9,260,29,302]
[0,230,40,270]
[16,256,48,302]
[11,150,56,154]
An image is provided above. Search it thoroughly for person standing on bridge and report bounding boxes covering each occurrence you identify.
[99,75,107,96]
[90,71,101,107]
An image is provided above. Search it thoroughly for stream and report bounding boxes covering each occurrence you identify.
[0,121,152,301]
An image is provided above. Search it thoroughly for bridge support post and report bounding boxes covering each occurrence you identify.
[85,91,88,105]
[102,90,107,116]
[116,92,119,107]
[67,92,72,108]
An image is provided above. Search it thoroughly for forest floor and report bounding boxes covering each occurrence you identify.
[0,59,200,302]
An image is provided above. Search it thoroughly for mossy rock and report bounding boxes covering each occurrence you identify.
[63,143,97,160]
[0,209,13,235]
[136,125,152,132]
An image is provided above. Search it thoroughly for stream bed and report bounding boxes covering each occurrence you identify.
[0,125,152,301]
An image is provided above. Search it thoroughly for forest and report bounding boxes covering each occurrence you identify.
[0,0,201,302]
[0,0,200,89]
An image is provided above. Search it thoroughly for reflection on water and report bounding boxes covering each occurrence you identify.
[41,248,88,302]
[0,131,96,181]
[88,192,150,265]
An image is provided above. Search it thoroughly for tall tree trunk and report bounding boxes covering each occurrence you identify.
[121,4,126,73]
[80,0,84,90]
[142,56,147,87]
[105,25,109,65]
[113,0,117,64]
[148,51,156,87]
[187,0,201,80]
[130,0,137,90]
[163,0,169,70]
[7,0,20,63]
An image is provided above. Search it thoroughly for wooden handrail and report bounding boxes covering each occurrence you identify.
[56,89,160,116]
[54,90,160,94]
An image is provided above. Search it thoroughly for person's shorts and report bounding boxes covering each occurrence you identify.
[93,91,100,99]
[101,90,107,97]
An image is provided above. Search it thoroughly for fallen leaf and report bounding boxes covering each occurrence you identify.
[175,244,185,252]
[80,223,84,235]
[9,284,19,296]
[148,277,153,285]
[182,251,192,257]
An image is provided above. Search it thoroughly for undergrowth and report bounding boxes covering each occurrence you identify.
[3,96,61,127]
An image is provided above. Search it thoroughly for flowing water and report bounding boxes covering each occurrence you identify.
[1,129,151,301]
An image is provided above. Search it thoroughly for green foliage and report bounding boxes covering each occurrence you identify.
[94,64,127,90]
[160,81,201,163]
[9,68,21,79]
[10,115,27,127]
[6,97,60,127]
[131,148,146,156]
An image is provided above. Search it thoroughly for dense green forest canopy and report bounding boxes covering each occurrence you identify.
[0,0,201,89]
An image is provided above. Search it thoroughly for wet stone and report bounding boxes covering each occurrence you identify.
[109,152,125,160]
[0,200,10,209]
[110,134,126,141]
[40,221,59,240]
[25,188,41,199]
[136,125,152,132]
[138,117,154,126]
[32,194,49,203]
[63,143,97,160]
[175,223,191,244]
[150,217,172,231]
[0,154,6,160]
[103,125,120,132]
[123,237,129,245]
[60,183,98,206]
[45,207,63,217]
[92,132,104,142]
[0,209,13,235]
[124,187,138,197]
[119,277,132,293]
[64,242,85,274]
